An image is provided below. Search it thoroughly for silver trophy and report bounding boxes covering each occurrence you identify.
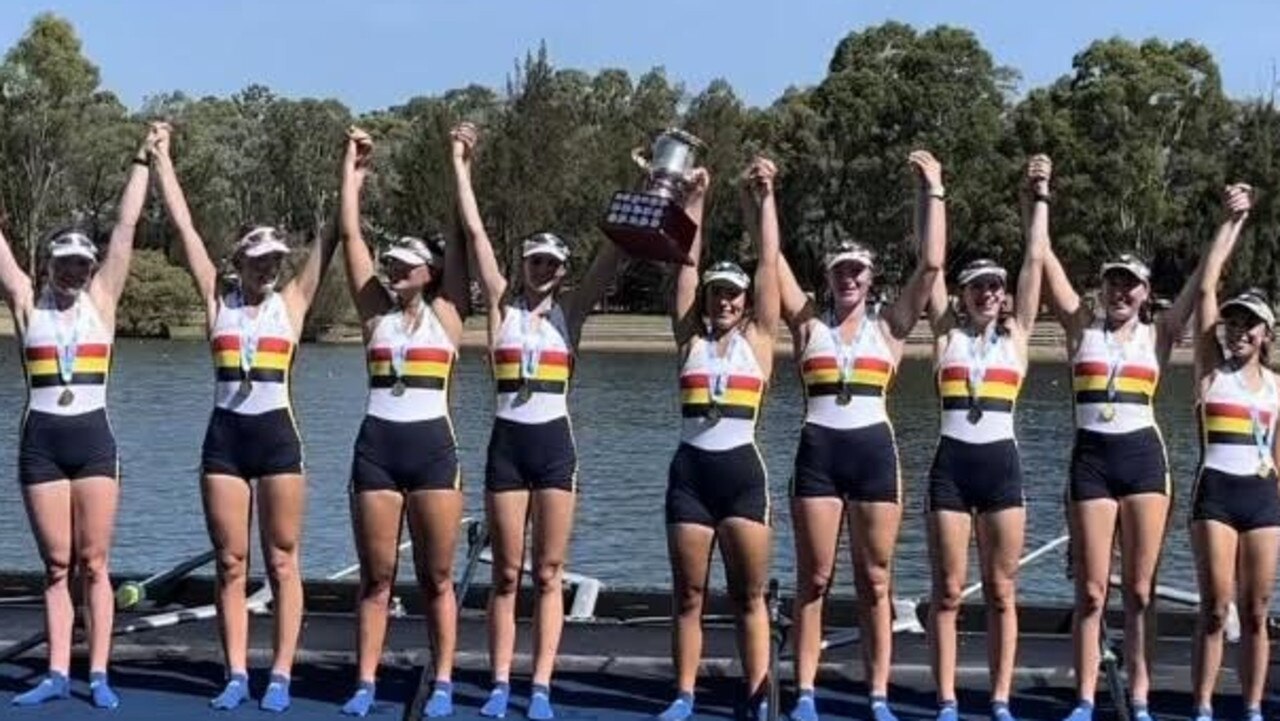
[603,128,705,265]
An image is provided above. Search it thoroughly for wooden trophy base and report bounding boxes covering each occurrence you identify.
[600,190,696,265]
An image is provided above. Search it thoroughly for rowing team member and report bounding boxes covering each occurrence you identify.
[4,120,1271,721]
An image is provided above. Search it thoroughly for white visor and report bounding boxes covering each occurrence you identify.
[1221,293,1276,330]
[522,233,570,262]
[235,227,291,258]
[48,232,98,262]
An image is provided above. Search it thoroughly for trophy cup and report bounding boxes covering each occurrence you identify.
[601,128,705,265]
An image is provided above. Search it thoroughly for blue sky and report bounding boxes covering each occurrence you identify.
[3,1,1278,111]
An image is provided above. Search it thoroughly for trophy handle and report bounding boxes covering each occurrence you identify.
[630,146,651,173]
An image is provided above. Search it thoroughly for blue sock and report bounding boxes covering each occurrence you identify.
[1063,699,1093,721]
[1132,703,1152,721]
[937,700,959,721]
[480,681,510,718]
[424,680,453,718]
[657,691,696,721]
[340,681,376,717]
[1244,705,1262,721]
[753,695,770,721]
[210,672,250,710]
[993,700,1017,721]
[527,683,555,720]
[871,694,897,721]
[788,689,818,721]
[1192,705,1213,721]
[259,673,291,713]
[90,671,120,710]
[12,671,70,706]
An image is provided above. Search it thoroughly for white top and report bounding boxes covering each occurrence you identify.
[1072,321,1159,434]
[936,327,1024,444]
[365,304,456,423]
[800,313,894,430]
[210,291,296,415]
[1200,365,1280,477]
[23,290,113,416]
[679,330,766,451]
[492,302,572,425]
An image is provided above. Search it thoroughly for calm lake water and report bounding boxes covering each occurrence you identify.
[0,339,1208,604]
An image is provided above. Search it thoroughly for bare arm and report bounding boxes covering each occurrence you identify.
[1041,245,1090,337]
[0,226,33,320]
[745,158,781,343]
[91,128,154,312]
[151,123,219,313]
[1013,155,1052,336]
[671,169,711,347]
[338,128,389,327]
[563,240,621,343]
[885,150,946,341]
[449,123,506,317]
[1193,184,1252,380]
[776,253,815,332]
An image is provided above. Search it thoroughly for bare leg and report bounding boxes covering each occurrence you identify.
[667,523,716,694]
[926,510,972,704]
[975,507,1026,703]
[1235,527,1280,711]
[789,497,842,693]
[21,481,74,675]
[200,473,253,674]
[1189,519,1237,712]
[71,477,119,674]
[349,490,405,683]
[849,500,902,698]
[257,473,307,677]
[405,489,464,683]
[1067,498,1118,704]
[719,517,773,699]
[1117,492,1170,706]
[485,490,530,684]
[529,488,576,686]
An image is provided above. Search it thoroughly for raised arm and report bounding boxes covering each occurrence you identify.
[563,240,622,342]
[151,122,219,313]
[1013,155,1051,336]
[0,225,33,319]
[1041,245,1089,334]
[670,168,710,346]
[91,125,155,312]
[744,157,781,341]
[338,126,387,326]
[1192,184,1252,380]
[282,174,342,319]
[450,122,506,315]
[885,150,946,341]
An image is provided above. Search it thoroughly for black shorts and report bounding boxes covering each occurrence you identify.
[1192,467,1280,532]
[1069,427,1169,501]
[201,407,303,480]
[666,442,769,526]
[351,416,459,493]
[792,422,900,502]
[927,436,1024,514]
[485,417,577,493]
[19,409,118,486]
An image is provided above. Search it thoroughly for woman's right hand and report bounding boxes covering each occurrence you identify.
[450,122,478,168]
[344,126,373,178]
[1025,153,1052,197]
[148,121,172,160]
[685,167,711,206]
[1223,182,1253,221]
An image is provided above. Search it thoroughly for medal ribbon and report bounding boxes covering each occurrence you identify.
[704,325,741,405]
[1231,367,1276,469]
[51,290,84,388]
[1101,324,1131,406]
[966,327,999,408]
[519,299,547,383]
[389,305,425,384]
[237,290,272,382]
[827,308,873,387]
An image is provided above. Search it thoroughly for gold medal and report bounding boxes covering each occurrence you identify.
[1099,403,1116,423]
[836,382,852,406]
[391,379,407,397]
[966,404,983,424]
[57,388,74,407]
[706,403,723,424]
[239,377,253,394]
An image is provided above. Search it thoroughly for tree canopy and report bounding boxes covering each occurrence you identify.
[2,14,1278,333]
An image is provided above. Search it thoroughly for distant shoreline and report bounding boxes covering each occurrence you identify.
[0,313,1196,364]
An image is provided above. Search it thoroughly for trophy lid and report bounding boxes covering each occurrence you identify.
[659,127,705,151]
